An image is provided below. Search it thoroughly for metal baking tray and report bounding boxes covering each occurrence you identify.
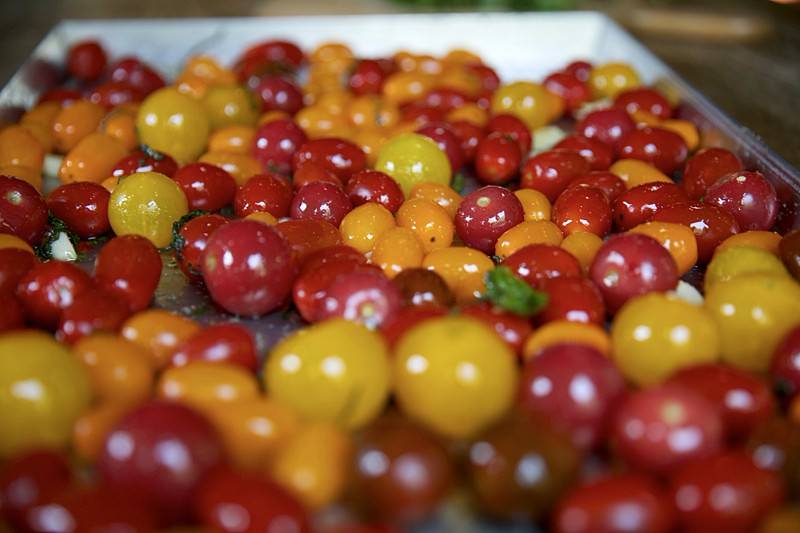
[2,12,799,532]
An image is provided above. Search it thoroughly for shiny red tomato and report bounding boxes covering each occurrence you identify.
[503,244,582,288]
[0,175,48,245]
[299,244,366,275]
[538,276,606,326]
[486,114,532,154]
[401,103,445,125]
[612,182,688,231]
[0,449,72,530]
[253,75,304,115]
[86,80,143,109]
[552,186,612,237]
[771,325,800,402]
[291,181,352,226]
[652,201,740,263]
[705,170,778,231]
[16,260,94,328]
[455,185,525,254]
[111,148,178,178]
[175,214,229,281]
[67,40,107,82]
[0,248,36,296]
[233,172,293,218]
[543,71,590,114]
[422,88,470,112]
[172,162,237,212]
[349,59,390,95]
[47,182,111,238]
[293,161,343,190]
[170,323,259,372]
[448,120,485,164]
[521,149,590,202]
[575,108,636,148]
[235,39,305,74]
[617,126,688,175]
[317,270,403,329]
[475,132,522,185]
[417,123,465,173]
[95,234,162,313]
[461,301,533,357]
[613,87,673,120]
[108,57,165,96]
[681,147,743,200]
[293,138,367,182]
[56,288,130,344]
[565,60,592,82]
[344,170,405,213]
[275,219,343,262]
[252,118,307,175]
[555,134,614,171]
[38,87,81,106]
[0,294,24,332]
[293,259,379,322]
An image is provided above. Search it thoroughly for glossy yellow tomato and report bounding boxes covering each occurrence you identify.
[491,81,552,130]
[204,398,300,471]
[72,334,154,406]
[198,151,262,186]
[409,182,461,219]
[181,54,236,86]
[422,246,493,304]
[609,159,672,189]
[339,203,396,253]
[717,231,782,257]
[612,293,719,386]
[629,221,698,276]
[0,331,91,458]
[560,231,604,274]
[108,171,189,248]
[121,309,201,369]
[269,422,352,509]
[58,132,128,184]
[310,42,354,73]
[588,62,641,99]
[393,316,517,438]
[208,125,256,155]
[705,246,789,292]
[661,119,699,151]
[495,220,563,259]
[514,188,551,222]
[137,87,210,163]
[265,319,391,429]
[202,85,258,130]
[438,66,482,98]
[523,321,611,360]
[372,226,425,278]
[0,233,34,254]
[158,361,260,410]
[705,274,800,372]
[376,133,451,196]
[444,48,483,65]
[73,403,129,462]
[396,198,454,254]
[295,104,352,140]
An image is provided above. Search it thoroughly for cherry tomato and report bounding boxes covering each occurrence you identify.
[612,384,723,474]
[121,309,200,369]
[575,108,636,149]
[553,186,612,237]
[523,320,611,359]
[0,449,72,529]
[0,239,35,286]
[521,149,590,203]
[705,170,778,231]
[0,175,48,245]
[555,134,614,171]
[291,181,352,226]
[682,147,743,200]
[235,39,304,76]
[612,181,688,231]
[38,87,81,106]
[95,234,162,312]
[544,72,590,114]
[409,182,462,219]
[718,230,781,256]
[293,137,367,182]
[275,219,343,261]
[380,305,448,349]
[109,57,165,96]
[344,169,404,213]
[538,276,605,326]
[589,62,640,99]
[629,221,699,276]
[316,269,402,329]
[614,87,673,119]
[170,323,258,372]
[396,198,454,254]
[0,293,24,332]
[653,201,740,263]
[46,182,110,238]
[448,119,485,163]
[349,59,390,95]
[233,171,293,218]
[253,75,304,114]
[251,118,307,175]
[561,231,604,273]
[416,123,465,173]
[567,171,626,205]
[86,80,143,109]
[175,213,228,281]
[610,158,673,189]
[474,131,522,185]
[618,126,688,175]
[158,361,260,410]
[137,87,209,163]
[52,100,105,154]
[494,218,565,257]
[771,325,800,401]
[172,162,236,212]
[391,268,454,308]
[372,226,425,278]
[455,185,524,254]
[503,244,581,288]
[486,113,532,154]
[57,287,131,344]
[111,147,179,179]
[490,81,553,130]
[16,260,94,329]
[704,245,788,292]
[461,301,533,356]
[67,40,107,81]
[375,133,451,195]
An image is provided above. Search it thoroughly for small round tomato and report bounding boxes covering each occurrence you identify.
[514,188,552,223]
[538,276,605,326]
[67,40,107,81]
[416,123,465,173]
[275,218,343,261]
[0,244,36,298]
[56,288,131,344]
[588,62,640,99]
[612,181,688,231]
[521,150,590,203]
[503,244,581,289]
[614,87,673,119]
[396,198,454,254]
[771,325,800,401]
[543,72,590,114]
[561,231,604,273]
[202,85,258,129]
[46,182,110,238]
[610,158,673,189]
[349,59,390,95]
[523,320,611,359]
[293,137,367,182]
[294,259,375,321]
[375,133,451,196]
[344,169,404,213]
[291,181,352,226]
[653,201,740,263]
[252,118,307,175]
[380,305,448,349]
[490,81,553,130]
[253,75,303,115]
[121,309,201,369]
[718,230,781,256]
[172,162,237,212]
[455,186,525,254]
[448,119,485,164]
[86,80,143,109]
[339,202,396,254]
[317,270,402,330]
[682,147,744,200]
[0,294,24,332]
[170,323,258,372]
[266,319,390,429]
[137,87,210,163]
[16,260,94,329]
[629,221,698,276]
[109,57,165,95]
[495,220,564,258]
[372,226,424,278]
[0,175,48,245]
[52,100,106,154]
[704,245,788,292]
[474,131,522,185]
[233,171,293,218]
[408,182,462,219]
[95,234,162,312]
[423,247,493,304]
[111,148,179,179]
[0,449,72,529]
[461,301,533,356]
[618,126,688,175]
[612,384,723,474]
[486,113,532,154]
[552,186,612,237]
[157,361,260,410]
[705,171,778,231]
[567,170,627,203]
[391,268,454,308]
[175,213,228,281]
[235,39,305,77]
[554,134,614,171]
[575,108,636,149]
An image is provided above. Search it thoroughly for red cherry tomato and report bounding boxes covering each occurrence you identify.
[468,63,501,95]
[253,75,304,115]
[175,214,229,281]
[617,126,688,175]
[652,201,740,263]
[704,170,778,231]
[503,244,582,289]
[235,39,305,75]
[299,244,366,275]
[612,182,688,231]
[111,148,179,179]
[0,294,24,332]
[293,161,343,190]
[38,87,81,106]
[538,276,606,326]
[555,134,614,171]
[575,108,636,149]
[400,103,445,126]
[318,269,403,329]
[475,132,522,185]
[613,87,673,120]
[293,138,367,182]
[567,170,627,203]
[293,259,373,322]
[67,40,107,82]
[521,150,590,203]
[170,323,259,372]
[486,114,532,154]
[344,170,404,213]
[544,72,590,114]
[422,88,471,112]
[56,287,130,344]
[252,118,307,175]
[291,181,352,226]
[349,59,390,96]
[95,234,162,313]
[275,219,343,262]
[448,120,485,164]
[564,60,593,83]
[417,123,465,173]
[47,182,111,238]
[172,162,237,212]
[552,186,612,237]
[682,147,743,200]
[380,305,448,349]
[16,260,94,328]
[0,175,48,245]
[0,449,72,530]
[771,325,800,402]
[461,301,533,356]
[455,185,525,254]
[108,57,165,96]
[233,172,293,218]
[0,248,35,297]
[86,80,143,109]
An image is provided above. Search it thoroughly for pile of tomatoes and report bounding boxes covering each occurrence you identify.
[2,34,800,533]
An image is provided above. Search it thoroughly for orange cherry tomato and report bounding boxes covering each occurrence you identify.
[21,101,61,131]
[661,119,700,151]
[0,233,35,253]
[383,71,435,105]
[717,231,782,257]
[609,159,672,189]
[372,226,425,278]
[100,109,138,152]
[495,221,564,259]
[198,151,262,186]
[121,310,201,369]
[409,183,462,219]
[352,127,390,167]
[437,66,481,98]
[347,95,400,129]
[52,100,105,153]
[275,219,343,263]
[258,110,291,125]
[446,103,489,127]
[72,334,154,405]
[0,125,45,173]
[423,246,494,303]
[295,105,352,140]
[523,321,611,360]
[560,231,604,274]
[175,75,209,99]
[208,125,256,155]
[157,361,260,411]
[73,403,130,462]
[58,132,129,184]
[514,188,552,222]
[339,202,396,254]
[310,42,354,73]
[20,121,55,155]
[396,198,454,254]
[629,221,698,275]
[181,54,236,86]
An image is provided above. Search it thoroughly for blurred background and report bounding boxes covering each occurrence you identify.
[1,0,798,166]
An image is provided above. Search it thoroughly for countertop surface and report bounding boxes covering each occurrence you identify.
[1,0,798,169]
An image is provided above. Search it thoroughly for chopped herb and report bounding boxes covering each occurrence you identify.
[34,214,79,261]
[186,303,210,318]
[451,172,466,194]
[140,144,166,161]
[483,266,548,316]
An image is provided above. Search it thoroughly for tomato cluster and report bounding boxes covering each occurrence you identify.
[0,35,799,532]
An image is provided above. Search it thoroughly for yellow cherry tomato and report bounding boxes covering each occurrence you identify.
[396,198,454,254]
[393,316,517,438]
[630,109,662,127]
[523,321,611,360]
[437,66,481,98]
[181,54,236,86]
[202,85,258,130]
[295,105,352,140]
[422,246,493,303]
[609,159,672,189]
[376,133,451,196]
[265,319,391,429]
[310,42,354,73]
[705,274,800,372]
[108,171,189,248]
[245,211,278,226]
[588,62,641,99]
[717,231,782,257]
[58,132,128,184]
[612,293,719,386]
[315,90,354,117]
[208,125,255,155]
[120,309,201,369]
[372,226,425,278]
[409,182,461,219]
[491,81,552,130]
[269,422,352,510]
[21,101,61,132]
[73,403,129,462]
[660,119,700,151]
[72,334,154,406]
[383,71,435,105]
[495,220,564,259]
[0,331,91,458]
[204,398,300,471]
[629,221,698,276]
[704,246,789,293]
[0,233,35,254]
[444,48,483,65]
[445,103,489,128]
[137,87,210,163]
[158,361,260,411]
[339,203,396,253]
[198,151,262,186]
[514,188,552,222]
[561,231,603,274]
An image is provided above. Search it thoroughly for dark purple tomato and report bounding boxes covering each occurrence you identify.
[344,170,404,213]
[95,234,162,313]
[668,452,784,532]
[538,276,606,326]
[86,80,144,109]
[652,201,739,263]
[352,414,453,523]
[292,138,367,182]
[47,182,111,238]
[291,181,352,226]
[780,229,800,281]
[552,473,675,533]
[0,248,35,297]
[486,114,533,154]
[589,233,678,313]
[503,244,582,289]
[617,126,689,175]
[299,244,366,275]
[474,132,522,185]
[0,449,72,530]
[466,413,581,521]
[448,120,485,164]
[567,170,627,203]
[612,384,723,474]
[417,123,465,173]
[56,287,130,344]
[252,75,303,115]
[681,147,743,200]
[99,401,225,524]
[16,260,94,329]
[553,186,612,237]
[349,59,390,96]
[202,220,297,316]
[170,323,258,373]
[380,305,448,349]
[564,60,592,83]
[0,294,24,332]
[233,171,293,218]
[575,108,636,149]
[667,363,775,441]
[455,185,525,254]
[318,269,402,329]
[67,40,106,82]
[0,175,48,245]
[111,148,178,179]
[421,88,471,113]
[544,72,591,114]
[108,57,165,96]
[195,467,311,533]
[770,325,800,402]
[391,268,453,308]
[252,118,307,175]
[176,214,229,282]
[704,170,778,231]
[521,149,591,202]
[555,134,614,171]
[172,162,237,212]
[613,87,673,120]
[461,301,533,357]
[612,181,689,231]
[518,343,626,450]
